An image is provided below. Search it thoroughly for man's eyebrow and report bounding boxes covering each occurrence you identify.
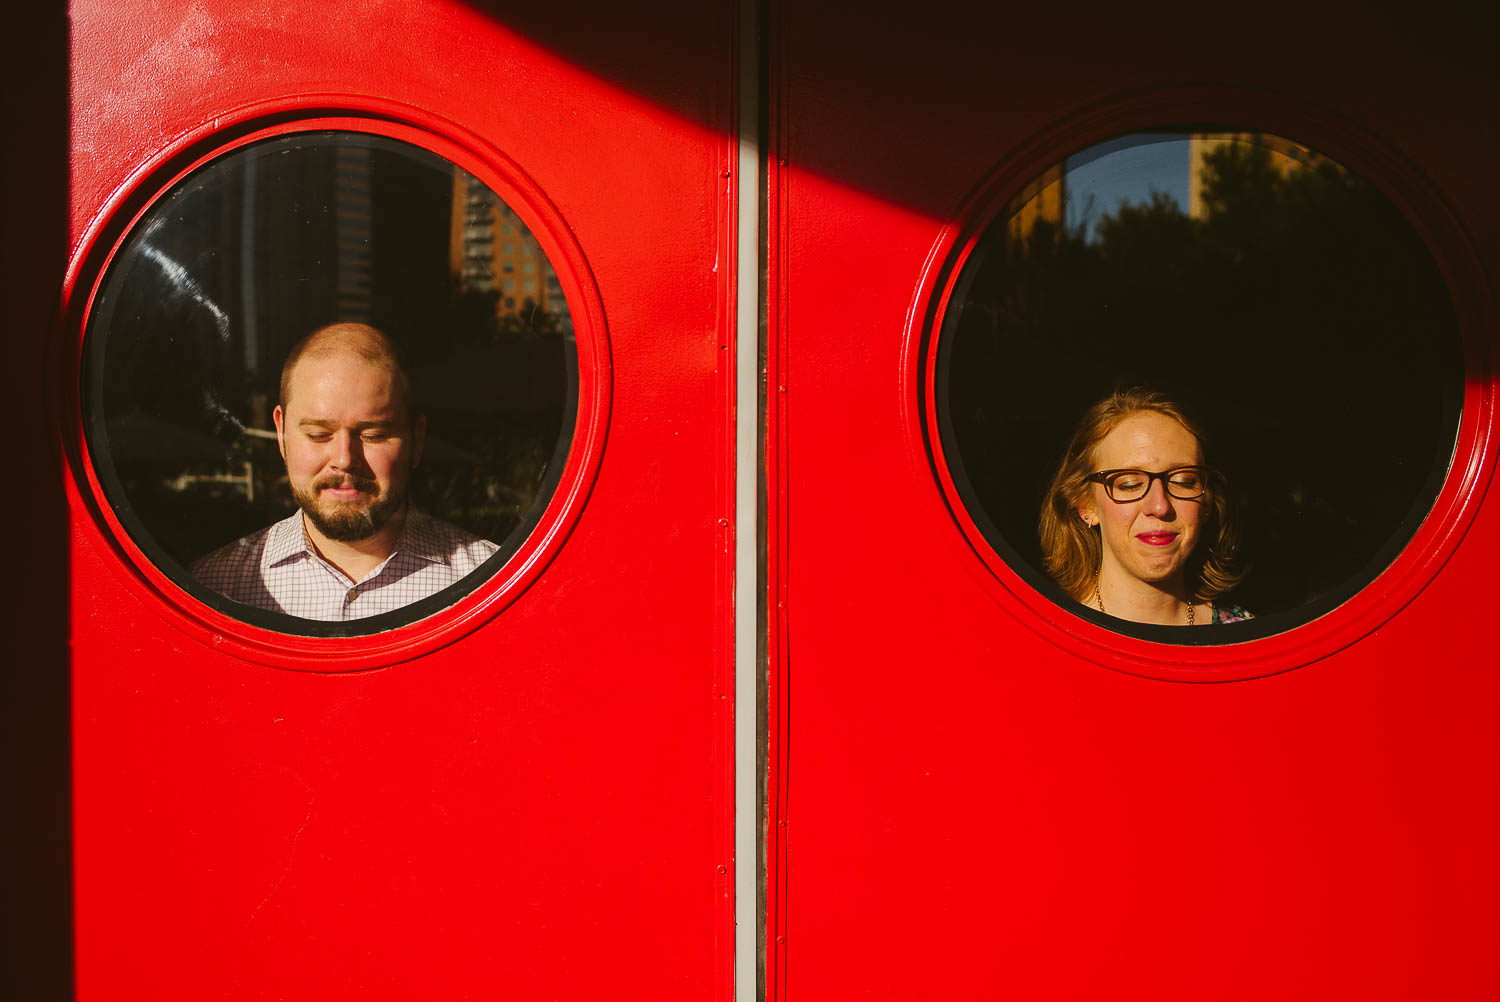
[295,418,399,430]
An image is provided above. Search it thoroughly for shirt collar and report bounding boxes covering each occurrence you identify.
[395,509,452,566]
[263,510,312,567]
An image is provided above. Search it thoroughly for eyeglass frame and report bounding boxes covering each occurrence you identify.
[1083,466,1213,503]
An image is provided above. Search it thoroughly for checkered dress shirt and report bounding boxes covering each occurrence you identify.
[191,509,499,621]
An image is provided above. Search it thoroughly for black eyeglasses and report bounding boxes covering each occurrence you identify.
[1084,466,1210,503]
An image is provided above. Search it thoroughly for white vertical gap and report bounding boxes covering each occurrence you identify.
[733,0,762,997]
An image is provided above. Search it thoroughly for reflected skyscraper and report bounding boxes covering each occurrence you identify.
[450,173,556,318]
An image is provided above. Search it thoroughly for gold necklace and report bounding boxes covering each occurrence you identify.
[1094,579,1196,625]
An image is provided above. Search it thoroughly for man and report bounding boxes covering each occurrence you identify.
[192,322,498,621]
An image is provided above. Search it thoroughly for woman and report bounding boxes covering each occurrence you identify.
[1038,388,1250,626]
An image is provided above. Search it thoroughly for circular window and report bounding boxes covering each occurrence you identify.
[81,127,584,639]
[929,130,1465,647]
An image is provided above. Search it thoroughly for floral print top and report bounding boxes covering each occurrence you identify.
[1212,603,1254,624]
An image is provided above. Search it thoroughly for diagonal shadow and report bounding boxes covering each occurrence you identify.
[4,5,72,1001]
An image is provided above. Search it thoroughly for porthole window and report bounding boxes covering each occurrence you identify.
[931,130,1464,645]
[82,129,580,638]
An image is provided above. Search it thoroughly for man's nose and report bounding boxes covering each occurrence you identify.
[330,431,366,471]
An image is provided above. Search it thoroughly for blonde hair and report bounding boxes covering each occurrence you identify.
[1037,388,1244,602]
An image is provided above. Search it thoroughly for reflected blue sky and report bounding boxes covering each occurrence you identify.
[1064,132,1190,241]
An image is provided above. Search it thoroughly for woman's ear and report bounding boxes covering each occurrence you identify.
[1077,503,1097,528]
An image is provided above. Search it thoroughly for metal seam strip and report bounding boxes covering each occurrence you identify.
[734,0,762,996]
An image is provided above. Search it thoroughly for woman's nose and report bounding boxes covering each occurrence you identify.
[1142,479,1173,516]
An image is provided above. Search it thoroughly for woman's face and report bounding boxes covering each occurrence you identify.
[1079,411,1206,590]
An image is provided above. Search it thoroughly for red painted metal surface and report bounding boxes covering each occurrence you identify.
[769,2,1499,999]
[60,1,738,998]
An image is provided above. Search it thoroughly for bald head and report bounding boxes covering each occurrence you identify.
[279,323,415,425]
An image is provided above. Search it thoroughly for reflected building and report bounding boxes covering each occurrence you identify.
[334,146,376,322]
[1005,162,1066,243]
[450,173,555,317]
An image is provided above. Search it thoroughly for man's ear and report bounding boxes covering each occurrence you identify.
[411,412,427,469]
[272,404,287,460]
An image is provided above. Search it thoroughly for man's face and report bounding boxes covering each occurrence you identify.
[273,352,425,543]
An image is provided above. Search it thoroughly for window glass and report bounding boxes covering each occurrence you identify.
[83,130,578,636]
[934,130,1462,641]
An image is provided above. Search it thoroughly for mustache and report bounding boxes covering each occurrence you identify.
[313,474,380,494]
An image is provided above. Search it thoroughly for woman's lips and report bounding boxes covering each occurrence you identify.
[1136,531,1178,546]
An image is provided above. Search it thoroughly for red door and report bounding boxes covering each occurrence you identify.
[767,4,1499,999]
[12,2,1500,998]
[39,2,741,998]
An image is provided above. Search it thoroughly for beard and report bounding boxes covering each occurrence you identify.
[292,473,406,542]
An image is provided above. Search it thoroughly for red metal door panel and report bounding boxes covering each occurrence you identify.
[57,2,738,998]
[769,4,1498,999]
